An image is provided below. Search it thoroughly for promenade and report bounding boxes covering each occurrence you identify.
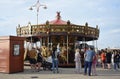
[0,66,120,79]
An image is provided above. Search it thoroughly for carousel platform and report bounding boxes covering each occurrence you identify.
[24,61,75,68]
[59,63,75,68]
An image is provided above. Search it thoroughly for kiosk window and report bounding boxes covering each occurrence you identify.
[13,44,20,56]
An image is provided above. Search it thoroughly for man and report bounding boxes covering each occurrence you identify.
[113,51,120,70]
[84,46,95,76]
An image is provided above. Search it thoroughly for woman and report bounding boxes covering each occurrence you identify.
[92,53,98,75]
[74,48,82,74]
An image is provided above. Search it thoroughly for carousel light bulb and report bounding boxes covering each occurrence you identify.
[76,29,79,32]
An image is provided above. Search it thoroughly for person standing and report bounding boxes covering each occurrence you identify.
[106,49,112,69]
[84,47,95,76]
[92,53,98,76]
[52,46,59,73]
[101,50,106,69]
[113,51,120,70]
[74,48,82,74]
[119,51,120,68]
[111,51,114,67]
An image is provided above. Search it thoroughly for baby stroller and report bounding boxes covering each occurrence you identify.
[42,59,52,71]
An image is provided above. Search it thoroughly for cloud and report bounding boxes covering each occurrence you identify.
[0,18,6,21]
[109,29,120,35]
[0,0,120,49]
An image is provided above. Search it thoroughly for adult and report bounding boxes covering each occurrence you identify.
[113,51,120,70]
[101,50,106,69]
[92,53,98,76]
[106,49,112,69]
[74,48,82,74]
[52,46,59,73]
[36,48,43,71]
[28,47,37,72]
[84,46,95,76]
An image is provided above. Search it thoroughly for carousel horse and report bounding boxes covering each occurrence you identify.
[60,46,67,63]
[46,47,52,57]
[41,46,51,58]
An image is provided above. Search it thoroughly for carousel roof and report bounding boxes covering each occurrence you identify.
[16,12,99,41]
[47,12,68,25]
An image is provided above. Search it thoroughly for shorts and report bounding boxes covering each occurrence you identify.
[29,58,37,64]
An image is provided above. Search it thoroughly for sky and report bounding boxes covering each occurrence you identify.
[0,0,120,49]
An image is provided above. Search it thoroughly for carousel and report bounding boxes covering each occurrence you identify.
[16,12,99,65]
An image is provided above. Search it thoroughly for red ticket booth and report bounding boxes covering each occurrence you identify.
[0,36,24,73]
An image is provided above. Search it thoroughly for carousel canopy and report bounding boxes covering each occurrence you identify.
[48,12,68,25]
[16,12,99,41]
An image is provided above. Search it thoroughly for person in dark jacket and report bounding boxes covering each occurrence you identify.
[36,48,43,71]
[106,49,112,69]
[113,51,120,70]
[52,46,59,73]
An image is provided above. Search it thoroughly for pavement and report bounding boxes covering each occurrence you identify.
[0,66,120,79]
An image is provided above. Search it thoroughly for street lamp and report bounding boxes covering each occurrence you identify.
[29,0,47,26]
[29,0,47,48]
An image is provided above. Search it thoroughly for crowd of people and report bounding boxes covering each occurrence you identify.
[100,49,120,70]
[74,46,98,76]
[75,47,120,76]
[26,45,120,76]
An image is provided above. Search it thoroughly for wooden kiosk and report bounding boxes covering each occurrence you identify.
[0,36,24,73]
